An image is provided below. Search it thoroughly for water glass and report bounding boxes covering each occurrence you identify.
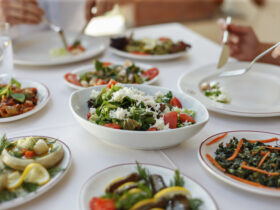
[0,23,13,84]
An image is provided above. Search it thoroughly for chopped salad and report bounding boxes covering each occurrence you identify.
[200,82,230,104]
[50,41,85,58]
[206,135,280,189]
[89,163,203,210]
[87,81,196,131]
[65,60,159,87]
[111,36,191,55]
[0,79,38,118]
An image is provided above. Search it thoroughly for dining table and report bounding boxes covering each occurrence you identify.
[1,23,279,210]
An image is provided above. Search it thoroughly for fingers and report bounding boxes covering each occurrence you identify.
[272,46,280,59]
[85,0,96,22]
[227,24,253,35]
[217,18,226,31]
[0,0,44,25]
[229,34,239,44]
[228,42,239,56]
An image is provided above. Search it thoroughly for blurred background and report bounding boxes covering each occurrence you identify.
[83,0,279,43]
[0,0,279,43]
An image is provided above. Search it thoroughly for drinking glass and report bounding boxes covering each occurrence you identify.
[0,23,13,84]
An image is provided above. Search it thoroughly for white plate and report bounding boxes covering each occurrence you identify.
[0,135,72,209]
[13,31,106,66]
[110,47,187,61]
[64,62,159,90]
[178,62,280,117]
[0,80,50,123]
[79,163,218,210]
[69,84,209,149]
[199,130,280,197]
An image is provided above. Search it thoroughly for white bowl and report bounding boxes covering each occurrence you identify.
[64,62,159,90]
[69,84,209,149]
[80,163,218,210]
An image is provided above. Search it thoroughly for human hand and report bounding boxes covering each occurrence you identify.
[85,0,117,22]
[85,0,96,22]
[0,0,44,25]
[272,45,280,59]
[217,19,261,61]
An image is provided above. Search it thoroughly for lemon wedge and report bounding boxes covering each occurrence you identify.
[117,181,135,191]
[7,163,50,190]
[105,176,124,191]
[154,186,190,201]
[7,171,22,190]
[131,198,156,210]
[23,163,50,185]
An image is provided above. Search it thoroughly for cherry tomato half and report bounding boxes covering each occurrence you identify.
[164,111,178,129]
[159,37,171,41]
[131,51,149,55]
[179,113,195,123]
[24,150,35,159]
[148,127,157,131]
[102,62,112,67]
[90,197,115,210]
[64,73,81,86]
[170,97,182,108]
[107,79,117,89]
[143,67,159,80]
[103,123,121,129]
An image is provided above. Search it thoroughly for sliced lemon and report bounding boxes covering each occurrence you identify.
[7,163,50,190]
[154,186,190,201]
[117,181,135,191]
[23,163,50,185]
[127,188,142,194]
[105,176,124,191]
[7,171,22,190]
[131,198,156,210]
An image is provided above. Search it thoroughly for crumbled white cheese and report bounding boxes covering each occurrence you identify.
[110,107,130,120]
[91,89,100,99]
[153,117,169,130]
[156,91,164,98]
[118,69,126,76]
[110,87,144,102]
[89,108,96,114]
[81,80,88,87]
[163,106,171,114]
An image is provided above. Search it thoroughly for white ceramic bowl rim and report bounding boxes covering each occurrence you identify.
[79,162,219,210]
[70,84,209,134]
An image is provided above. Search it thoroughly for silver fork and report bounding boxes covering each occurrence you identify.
[219,41,280,78]
[43,16,68,49]
[70,6,98,46]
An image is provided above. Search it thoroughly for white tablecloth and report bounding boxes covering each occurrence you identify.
[1,23,280,210]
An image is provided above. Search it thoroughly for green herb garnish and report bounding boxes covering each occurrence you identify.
[21,182,40,193]
[0,78,25,102]
[0,134,12,154]
[0,190,18,203]
[48,167,65,178]
[170,169,185,187]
